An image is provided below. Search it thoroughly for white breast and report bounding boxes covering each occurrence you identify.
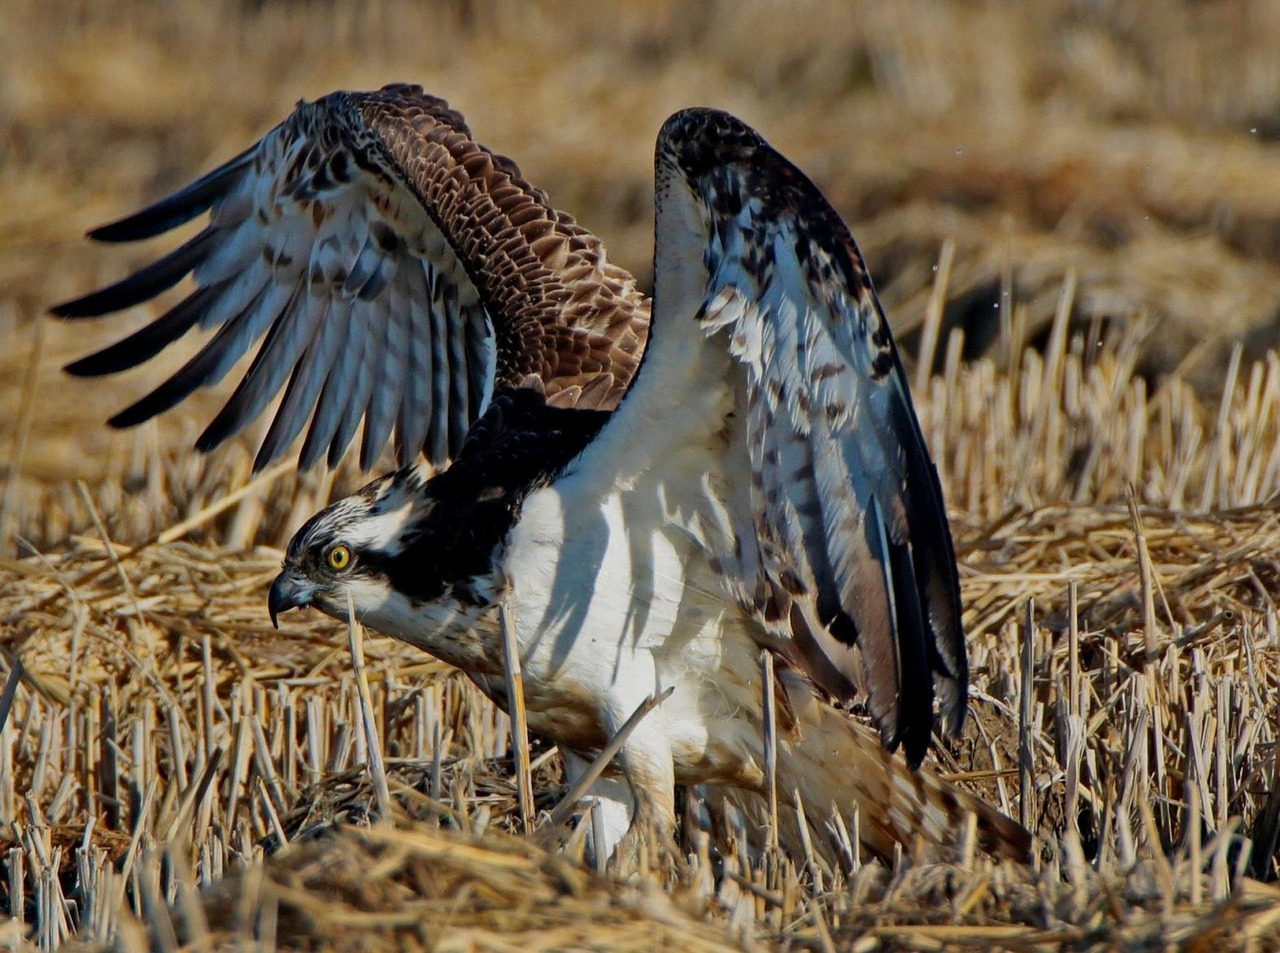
[500,357,767,788]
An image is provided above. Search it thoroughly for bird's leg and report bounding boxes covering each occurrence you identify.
[561,750,635,866]
[602,677,679,875]
[612,748,678,876]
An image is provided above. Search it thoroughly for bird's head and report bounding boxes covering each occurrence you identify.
[268,466,431,628]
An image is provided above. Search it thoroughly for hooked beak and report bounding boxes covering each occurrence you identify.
[268,570,314,629]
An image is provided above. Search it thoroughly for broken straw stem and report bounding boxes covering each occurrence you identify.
[500,601,535,833]
[347,592,392,825]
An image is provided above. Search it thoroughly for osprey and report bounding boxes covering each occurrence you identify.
[54,86,1029,863]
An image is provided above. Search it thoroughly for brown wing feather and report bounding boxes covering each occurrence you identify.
[356,87,648,412]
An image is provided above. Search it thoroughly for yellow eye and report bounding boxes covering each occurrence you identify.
[326,544,352,571]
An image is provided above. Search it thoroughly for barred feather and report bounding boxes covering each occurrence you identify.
[53,84,648,471]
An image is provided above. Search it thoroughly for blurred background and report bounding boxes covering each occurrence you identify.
[3,0,1280,528]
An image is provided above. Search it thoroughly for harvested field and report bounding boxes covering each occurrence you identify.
[5,1,1280,949]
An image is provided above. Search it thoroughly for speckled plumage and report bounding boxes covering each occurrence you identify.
[656,108,967,766]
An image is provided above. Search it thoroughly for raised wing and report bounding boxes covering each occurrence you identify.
[653,109,965,766]
[52,84,647,472]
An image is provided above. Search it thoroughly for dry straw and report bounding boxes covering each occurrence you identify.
[3,280,1280,947]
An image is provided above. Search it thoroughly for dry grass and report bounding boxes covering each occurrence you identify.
[7,0,1280,949]
[8,317,1280,949]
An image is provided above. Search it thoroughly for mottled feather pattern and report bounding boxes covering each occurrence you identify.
[53,85,648,472]
[657,108,966,765]
[361,90,647,408]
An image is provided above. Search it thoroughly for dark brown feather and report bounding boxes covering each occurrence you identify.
[357,88,650,412]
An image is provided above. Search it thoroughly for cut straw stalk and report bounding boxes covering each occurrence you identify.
[1127,489,1160,663]
[914,238,954,393]
[761,650,779,850]
[1018,599,1035,832]
[347,592,391,825]
[499,601,535,834]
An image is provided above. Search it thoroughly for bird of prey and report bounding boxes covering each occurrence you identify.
[54,85,1030,864]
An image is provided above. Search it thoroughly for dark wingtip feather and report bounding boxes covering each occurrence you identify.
[49,226,219,319]
[105,322,237,429]
[328,427,360,471]
[192,379,258,454]
[298,410,329,473]
[86,147,255,244]
[62,285,216,377]
[887,530,933,769]
[193,292,303,456]
[249,393,300,474]
[192,424,222,454]
[107,401,154,430]
[251,440,286,474]
[64,350,127,378]
[359,410,391,472]
[890,391,969,738]
[108,374,203,430]
[48,299,83,319]
[865,494,934,770]
[107,389,180,430]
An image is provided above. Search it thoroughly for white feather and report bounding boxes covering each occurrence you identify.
[342,498,418,553]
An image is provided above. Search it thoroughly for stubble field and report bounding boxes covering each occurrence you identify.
[5,1,1280,949]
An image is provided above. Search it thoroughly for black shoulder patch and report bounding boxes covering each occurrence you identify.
[368,387,611,604]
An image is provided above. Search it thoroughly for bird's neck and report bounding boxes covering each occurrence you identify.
[352,581,506,678]
[375,386,613,606]
[351,387,614,680]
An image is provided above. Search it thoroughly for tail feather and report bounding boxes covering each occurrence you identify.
[770,678,1031,865]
